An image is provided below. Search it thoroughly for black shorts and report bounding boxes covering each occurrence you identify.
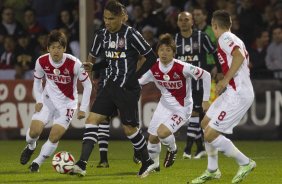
[192,80,203,113]
[91,80,140,127]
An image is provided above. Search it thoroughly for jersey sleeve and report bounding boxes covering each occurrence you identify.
[33,59,45,79]
[218,34,239,55]
[202,32,217,54]
[138,70,153,85]
[75,59,89,82]
[183,62,204,80]
[130,28,152,56]
[89,30,103,58]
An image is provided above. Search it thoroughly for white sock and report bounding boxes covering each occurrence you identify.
[159,134,177,152]
[205,142,218,171]
[33,139,58,165]
[26,128,39,150]
[148,142,161,166]
[210,135,249,166]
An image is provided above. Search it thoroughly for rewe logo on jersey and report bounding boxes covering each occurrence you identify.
[46,74,71,84]
[157,80,183,89]
[217,53,225,64]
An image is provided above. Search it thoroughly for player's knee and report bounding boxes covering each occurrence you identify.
[123,125,137,136]
[29,128,41,138]
[48,134,60,143]
[157,125,171,139]
[86,113,104,124]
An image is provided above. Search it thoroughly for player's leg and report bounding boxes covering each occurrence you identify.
[97,120,110,168]
[20,120,44,165]
[157,124,178,168]
[147,135,161,172]
[194,111,206,159]
[191,115,221,184]
[20,100,52,165]
[73,86,114,176]
[73,112,107,176]
[30,124,66,172]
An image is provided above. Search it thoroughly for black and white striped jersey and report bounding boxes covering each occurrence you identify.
[175,30,217,71]
[90,24,153,88]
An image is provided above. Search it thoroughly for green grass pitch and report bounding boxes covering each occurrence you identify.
[0,140,281,184]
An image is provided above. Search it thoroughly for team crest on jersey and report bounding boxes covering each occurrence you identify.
[163,74,170,81]
[173,72,180,79]
[184,45,191,52]
[118,38,125,48]
[53,68,60,75]
[63,68,69,75]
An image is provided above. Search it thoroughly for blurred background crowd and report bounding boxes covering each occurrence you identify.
[0,0,281,80]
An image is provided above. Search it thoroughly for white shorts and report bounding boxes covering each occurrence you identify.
[148,102,191,136]
[206,91,253,134]
[32,94,76,129]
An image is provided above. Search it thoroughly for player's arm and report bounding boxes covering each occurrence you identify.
[77,63,92,119]
[184,63,211,111]
[33,60,44,112]
[138,70,153,86]
[83,54,96,73]
[216,47,244,95]
[136,50,157,78]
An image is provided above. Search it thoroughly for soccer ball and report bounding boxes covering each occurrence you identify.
[52,151,75,174]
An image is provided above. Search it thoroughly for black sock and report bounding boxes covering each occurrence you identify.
[79,125,98,162]
[98,123,110,162]
[128,130,150,163]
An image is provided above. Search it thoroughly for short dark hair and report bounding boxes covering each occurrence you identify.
[104,0,125,16]
[212,10,232,29]
[47,30,67,48]
[157,33,176,53]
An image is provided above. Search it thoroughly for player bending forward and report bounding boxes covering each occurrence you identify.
[20,30,92,172]
[139,33,211,175]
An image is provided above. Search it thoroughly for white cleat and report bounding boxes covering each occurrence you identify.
[72,165,86,177]
[194,151,206,159]
[183,152,192,159]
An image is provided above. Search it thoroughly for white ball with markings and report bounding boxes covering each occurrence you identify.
[52,151,75,174]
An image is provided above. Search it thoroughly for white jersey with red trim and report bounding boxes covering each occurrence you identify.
[217,32,253,94]
[139,58,206,110]
[34,53,89,109]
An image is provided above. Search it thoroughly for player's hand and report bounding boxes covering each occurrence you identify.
[77,110,86,120]
[35,103,43,112]
[83,62,93,73]
[202,101,210,112]
[216,79,228,95]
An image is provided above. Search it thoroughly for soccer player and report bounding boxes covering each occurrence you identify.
[72,0,157,177]
[139,33,211,174]
[191,10,256,184]
[175,11,219,159]
[19,30,92,172]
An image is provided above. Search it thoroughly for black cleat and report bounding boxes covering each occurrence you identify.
[164,148,177,168]
[20,146,35,165]
[137,159,154,178]
[96,161,109,168]
[29,162,39,172]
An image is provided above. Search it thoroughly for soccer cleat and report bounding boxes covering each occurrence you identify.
[72,160,87,177]
[96,161,109,168]
[191,169,221,184]
[194,150,206,159]
[141,162,160,176]
[29,162,39,172]
[137,159,154,178]
[164,148,177,168]
[183,152,192,159]
[231,159,256,183]
[20,146,35,165]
